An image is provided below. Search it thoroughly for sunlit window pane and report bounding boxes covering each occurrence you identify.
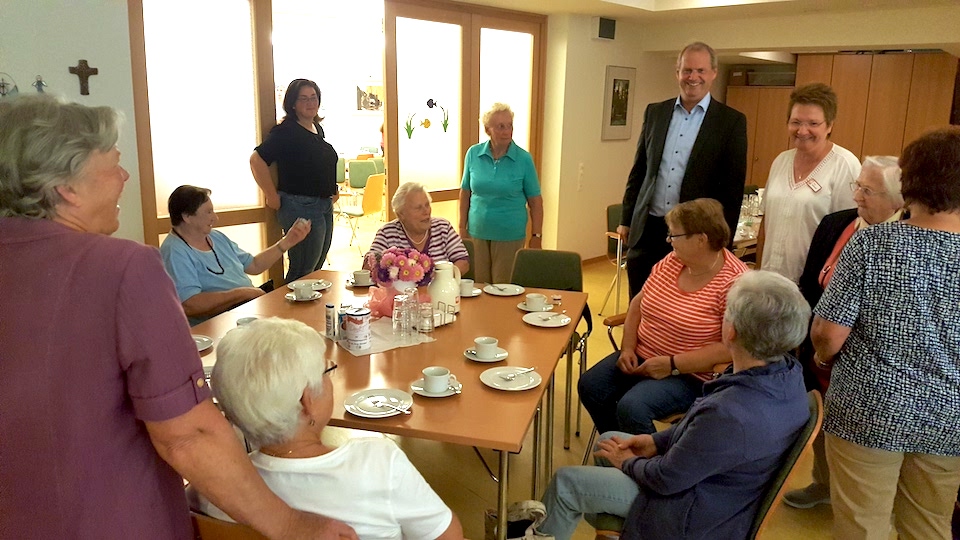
[479,28,533,150]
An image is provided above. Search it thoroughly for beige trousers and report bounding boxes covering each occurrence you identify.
[472,238,525,284]
[826,432,960,540]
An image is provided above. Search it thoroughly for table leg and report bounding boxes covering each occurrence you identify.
[564,340,573,449]
[532,402,541,498]
[497,450,509,540]
[547,373,555,481]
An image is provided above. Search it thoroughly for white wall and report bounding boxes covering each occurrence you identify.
[0,0,143,242]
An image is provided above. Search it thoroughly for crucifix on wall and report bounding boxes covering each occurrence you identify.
[68,59,98,95]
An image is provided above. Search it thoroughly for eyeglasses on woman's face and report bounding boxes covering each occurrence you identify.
[297,95,319,103]
[666,232,691,243]
[849,181,887,198]
[323,361,338,375]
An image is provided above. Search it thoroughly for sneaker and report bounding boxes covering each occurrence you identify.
[783,483,831,509]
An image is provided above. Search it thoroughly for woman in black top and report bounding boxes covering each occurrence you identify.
[250,78,339,282]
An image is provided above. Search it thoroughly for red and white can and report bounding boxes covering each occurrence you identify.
[343,307,371,351]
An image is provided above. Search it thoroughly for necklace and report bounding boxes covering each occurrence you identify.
[260,439,326,458]
[172,228,224,275]
[686,251,722,277]
[401,222,428,245]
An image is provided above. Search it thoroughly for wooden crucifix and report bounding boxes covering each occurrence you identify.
[69,59,98,95]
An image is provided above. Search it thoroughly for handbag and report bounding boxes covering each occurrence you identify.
[484,500,555,540]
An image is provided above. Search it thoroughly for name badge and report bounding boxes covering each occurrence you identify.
[808,179,822,193]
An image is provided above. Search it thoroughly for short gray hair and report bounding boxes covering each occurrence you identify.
[724,271,810,362]
[677,42,718,71]
[392,181,431,216]
[862,155,903,207]
[0,94,120,219]
[481,102,513,129]
[211,317,327,448]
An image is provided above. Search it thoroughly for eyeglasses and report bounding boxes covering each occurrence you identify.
[490,123,513,132]
[849,181,887,197]
[297,95,319,103]
[666,232,691,242]
[323,362,338,375]
[788,120,825,129]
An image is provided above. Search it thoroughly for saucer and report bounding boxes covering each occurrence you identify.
[193,335,213,352]
[517,301,555,312]
[410,376,462,398]
[344,388,413,418]
[480,367,543,391]
[461,288,483,298]
[285,291,322,302]
[522,312,573,328]
[346,278,374,288]
[483,284,525,297]
[287,279,332,291]
[464,347,509,363]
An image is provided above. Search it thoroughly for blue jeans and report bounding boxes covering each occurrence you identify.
[540,431,639,539]
[277,192,334,282]
[578,350,702,434]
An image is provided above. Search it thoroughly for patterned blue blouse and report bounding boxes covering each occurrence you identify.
[815,222,960,455]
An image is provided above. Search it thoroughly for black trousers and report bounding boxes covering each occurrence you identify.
[625,215,671,299]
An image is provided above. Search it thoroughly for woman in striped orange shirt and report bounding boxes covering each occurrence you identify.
[579,198,749,435]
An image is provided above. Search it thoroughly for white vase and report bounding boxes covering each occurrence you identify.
[391,280,417,292]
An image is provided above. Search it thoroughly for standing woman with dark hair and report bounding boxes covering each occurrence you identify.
[250,78,339,282]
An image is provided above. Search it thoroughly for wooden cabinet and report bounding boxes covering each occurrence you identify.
[726,86,793,188]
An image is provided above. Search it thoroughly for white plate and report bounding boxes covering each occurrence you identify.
[517,301,555,312]
[480,367,543,391]
[464,347,509,363]
[410,376,462,398]
[193,335,213,352]
[287,279,332,291]
[522,312,573,328]
[461,288,483,298]
[346,278,375,288]
[483,284,525,297]
[344,388,413,418]
[285,291,322,302]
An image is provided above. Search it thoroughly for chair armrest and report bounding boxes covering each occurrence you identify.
[603,313,627,328]
[604,231,622,239]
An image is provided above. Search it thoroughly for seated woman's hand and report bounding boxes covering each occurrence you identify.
[616,350,642,375]
[282,219,312,250]
[636,355,671,380]
[595,434,657,469]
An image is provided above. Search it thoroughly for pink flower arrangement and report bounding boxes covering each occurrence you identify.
[370,247,434,287]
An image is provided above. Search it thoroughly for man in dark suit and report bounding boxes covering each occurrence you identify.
[618,42,748,297]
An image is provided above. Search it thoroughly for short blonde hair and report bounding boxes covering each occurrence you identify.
[481,102,513,129]
[211,317,327,448]
[392,181,431,216]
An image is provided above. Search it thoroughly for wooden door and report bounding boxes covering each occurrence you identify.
[753,88,794,188]
[726,87,759,186]
[862,54,914,157]
[903,52,959,148]
[829,55,873,159]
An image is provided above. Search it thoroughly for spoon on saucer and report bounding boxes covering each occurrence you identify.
[500,367,536,381]
[539,310,567,321]
[371,399,412,414]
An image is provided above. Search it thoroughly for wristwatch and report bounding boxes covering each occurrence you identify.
[669,355,680,376]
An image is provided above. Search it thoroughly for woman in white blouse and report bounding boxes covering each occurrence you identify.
[756,83,860,283]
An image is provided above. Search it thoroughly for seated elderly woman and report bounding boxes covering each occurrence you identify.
[364,182,469,275]
[537,271,810,539]
[578,198,749,436]
[160,185,309,325]
[191,317,464,539]
[784,155,902,511]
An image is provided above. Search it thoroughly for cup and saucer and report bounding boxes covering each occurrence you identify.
[464,336,508,362]
[285,291,322,302]
[410,375,462,398]
[410,366,462,398]
[348,270,375,288]
[517,301,554,312]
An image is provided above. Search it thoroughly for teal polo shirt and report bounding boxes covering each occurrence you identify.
[460,140,540,241]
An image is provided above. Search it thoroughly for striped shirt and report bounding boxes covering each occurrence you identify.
[636,250,748,381]
[366,218,469,265]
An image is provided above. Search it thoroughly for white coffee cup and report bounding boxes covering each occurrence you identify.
[236,316,258,326]
[294,282,314,300]
[353,269,372,285]
[422,366,451,394]
[459,278,475,296]
[525,293,547,311]
[474,336,499,359]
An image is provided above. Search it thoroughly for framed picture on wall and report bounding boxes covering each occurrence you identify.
[601,65,636,141]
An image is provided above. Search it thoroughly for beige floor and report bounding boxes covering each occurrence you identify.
[320,213,834,540]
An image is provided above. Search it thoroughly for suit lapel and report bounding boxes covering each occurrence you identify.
[649,100,673,171]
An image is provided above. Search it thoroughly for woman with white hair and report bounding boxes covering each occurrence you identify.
[364,182,469,275]
[784,155,903,511]
[193,317,464,540]
[537,271,810,539]
[459,102,543,283]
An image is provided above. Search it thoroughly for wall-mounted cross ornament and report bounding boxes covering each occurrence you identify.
[68,59,98,95]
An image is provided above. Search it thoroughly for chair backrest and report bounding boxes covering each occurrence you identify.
[362,173,385,215]
[606,204,622,257]
[462,238,476,281]
[348,160,377,189]
[748,390,824,539]
[191,511,267,540]
[510,249,583,292]
[369,156,385,173]
[336,157,346,184]
[355,153,374,160]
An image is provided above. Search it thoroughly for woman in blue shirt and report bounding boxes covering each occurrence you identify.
[459,103,543,283]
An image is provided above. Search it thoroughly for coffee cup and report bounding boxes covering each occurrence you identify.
[294,282,314,300]
[236,316,258,326]
[353,269,372,286]
[525,293,547,311]
[459,278,475,296]
[422,366,451,394]
[474,336,499,359]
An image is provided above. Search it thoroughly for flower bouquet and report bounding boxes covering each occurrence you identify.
[365,247,434,318]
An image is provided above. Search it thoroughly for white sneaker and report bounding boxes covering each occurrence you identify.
[783,483,831,509]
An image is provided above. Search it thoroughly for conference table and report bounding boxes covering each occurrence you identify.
[191,270,587,539]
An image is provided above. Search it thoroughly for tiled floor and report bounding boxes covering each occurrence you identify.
[319,214,835,539]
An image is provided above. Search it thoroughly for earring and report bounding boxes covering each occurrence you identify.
[308,419,316,426]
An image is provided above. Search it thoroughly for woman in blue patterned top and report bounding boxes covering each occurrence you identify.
[811,127,960,540]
